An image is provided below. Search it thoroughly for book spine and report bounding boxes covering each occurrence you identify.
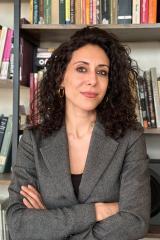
[96,0,101,24]
[150,67,160,128]
[92,0,97,24]
[59,0,65,24]
[82,0,86,24]
[132,0,140,23]
[75,0,82,24]
[157,0,160,22]
[0,29,13,79]
[90,0,93,24]
[118,0,132,24]
[65,0,71,24]
[135,81,143,125]
[143,75,151,127]
[0,115,12,173]
[70,0,75,24]
[144,70,157,128]
[33,0,39,24]
[86,0,90,24]
[140,0,149,23]
[158,77,160,100]
[44,0,51,24]
[29,0,33,24]
[0,117,8,150]
[0,27,8,68]
[109,0,118,24]
[39,0,45,24]
[137,76,148,128]
[52,0,60,24]
[148,0,157,23]
[101,0,110,24]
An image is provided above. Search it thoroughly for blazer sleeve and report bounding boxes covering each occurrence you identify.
[6,129,96,240]
[70,132,151,240]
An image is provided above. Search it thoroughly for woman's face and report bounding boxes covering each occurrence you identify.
[61,44,110,112]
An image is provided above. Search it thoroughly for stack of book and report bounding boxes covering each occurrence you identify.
[29,0,160,25]
[136,67,160,129]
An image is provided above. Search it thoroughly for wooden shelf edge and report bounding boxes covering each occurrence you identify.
[144,128,160,135]
[0,173,11,185]
[21,23,160,30]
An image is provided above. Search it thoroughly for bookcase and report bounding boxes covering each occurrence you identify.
[0,0,160,239]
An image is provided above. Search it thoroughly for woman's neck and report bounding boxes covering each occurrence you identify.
[65,108,96,139]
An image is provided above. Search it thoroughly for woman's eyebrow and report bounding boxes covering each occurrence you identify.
[73,61,109,68]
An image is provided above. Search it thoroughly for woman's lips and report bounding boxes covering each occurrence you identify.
[81,92,98,98]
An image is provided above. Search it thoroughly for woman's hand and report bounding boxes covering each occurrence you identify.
[95,202,119,222]
[20,185,46,209]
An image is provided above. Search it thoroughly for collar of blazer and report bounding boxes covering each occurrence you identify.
[39,119,119,203]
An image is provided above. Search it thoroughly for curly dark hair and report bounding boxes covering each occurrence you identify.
[30,26,140,138]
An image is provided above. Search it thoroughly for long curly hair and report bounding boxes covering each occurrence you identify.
[30,26,140,138]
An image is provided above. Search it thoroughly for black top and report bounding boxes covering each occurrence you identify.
[71,173,82,198]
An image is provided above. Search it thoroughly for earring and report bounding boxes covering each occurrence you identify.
[58,87,65,98]
[105,96,109,103]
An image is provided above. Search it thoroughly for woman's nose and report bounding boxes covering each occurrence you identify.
[86,71,97,86]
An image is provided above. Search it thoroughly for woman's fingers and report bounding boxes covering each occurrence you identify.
[23,198,33,208]
[20,185,46,209]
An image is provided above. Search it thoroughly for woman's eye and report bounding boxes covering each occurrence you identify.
[97,70,108,77]
[76,67,87,73]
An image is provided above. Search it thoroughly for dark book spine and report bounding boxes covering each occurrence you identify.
[137,76,148,128]
[143,74,151,127]
[59,0,65,24]
[117,0,132,24]
[157,0,160,22]
[39,0,45,24]
[33,0,39,24]
[101,0,110,24]
[144,70,157,128]
[70,0,75,24]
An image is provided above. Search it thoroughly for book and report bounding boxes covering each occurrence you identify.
[39,0,45,24]
[150,68,160,128]
[140,0,149,23]
[137,76,148,128]
[44,0,51,24]
[51,0,59,24]
[0,26,8,70]
[157,0,160,22]
[117,0,132,24]
[75,0,82,24]
[59,0,65,24]
[109,0,118,24]
[144,70,156,128]
[65,0,71,24]
[96,0,101,24]
[0,116,8,151]
[0,28,13,80]
[132,0,140,24]
[20,37,34,86]
[101,0,110,24]
[70,0,75,24]
[0,115,12,173]
[148,0,157,23]
[33,0,39,24]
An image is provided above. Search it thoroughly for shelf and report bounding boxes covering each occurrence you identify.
[0,79,13,89]
[21,23,160,43]
[0,173,11,185]
[144,128,160,135]
[0,79,29,89]
[147,225,160,238]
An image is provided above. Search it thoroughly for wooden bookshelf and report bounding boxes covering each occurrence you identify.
[0,79,13,89]
[21,23,160,43]
[144,128,160,135]
[0,173,11,185]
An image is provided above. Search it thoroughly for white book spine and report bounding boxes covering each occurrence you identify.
[132,0,140,24]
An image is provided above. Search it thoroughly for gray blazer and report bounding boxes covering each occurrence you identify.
[6,120,150,240]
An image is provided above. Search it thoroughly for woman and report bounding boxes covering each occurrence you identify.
[7,26,150,240]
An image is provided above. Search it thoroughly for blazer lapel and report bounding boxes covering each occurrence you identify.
[40,125,77,203]
[78,121,119,203]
